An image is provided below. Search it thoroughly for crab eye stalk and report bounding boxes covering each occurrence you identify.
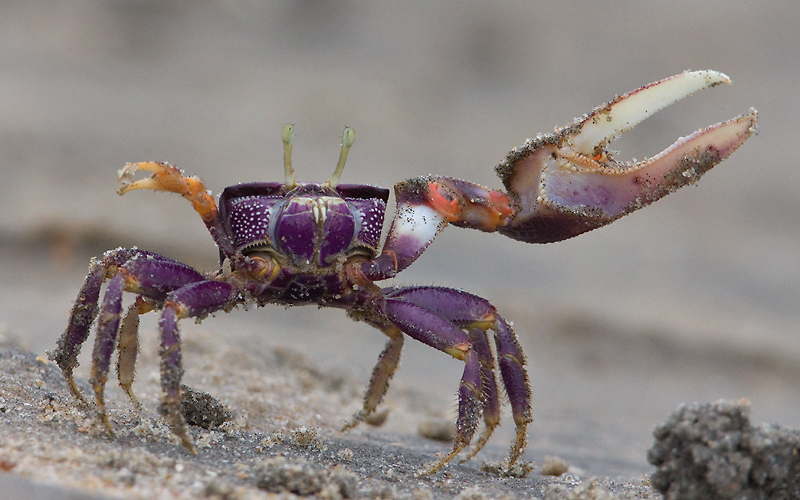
[325,126,355,188]
[282,123,296,189]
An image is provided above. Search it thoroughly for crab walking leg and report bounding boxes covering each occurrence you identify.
[385,288,503,433]
[90,273,125,432]
[116,296,157,408]
[88,253,207,433]
[51,248,196,402]
[492,316,531,466]
[385,286,531,466]
[378,298,488,474]
[117,162,237,257]
[157,281,239,451]
[342,322,404,431]
[458,326,501,463]
[51,255,107,402]
[158,306,189,448]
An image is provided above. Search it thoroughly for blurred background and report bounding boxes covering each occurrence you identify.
[1,1,798,477]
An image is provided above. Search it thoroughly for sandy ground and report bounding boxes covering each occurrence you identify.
[1,2,799,499]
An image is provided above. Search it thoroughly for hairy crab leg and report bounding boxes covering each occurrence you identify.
[385,288,504,451]
[385,286,531,470]
[90,272,126,432]
[458,326,501,463]
[52,254,108,403]
[51,248,192,403]
[158,280,239,451]
[492,316,530,467]
[342,322,404,431]
[376,298,477,474]
[117,162,237,257]
[89,252,206,433]
[116,296,157,408]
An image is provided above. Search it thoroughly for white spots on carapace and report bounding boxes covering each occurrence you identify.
[354,197,386,250]
[228,196,271,249]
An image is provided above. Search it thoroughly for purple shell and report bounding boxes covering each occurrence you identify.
[219,182,389,267]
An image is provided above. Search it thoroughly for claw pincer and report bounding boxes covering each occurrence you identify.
[53,71,755,475]
[411,71,757,247]
[498,70,757,243]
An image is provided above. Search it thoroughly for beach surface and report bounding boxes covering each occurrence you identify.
[1,2,799,498]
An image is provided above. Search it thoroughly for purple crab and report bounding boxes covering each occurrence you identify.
[52,70,756,475]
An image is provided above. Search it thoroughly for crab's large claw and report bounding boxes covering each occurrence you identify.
[495,70,757,243]
[363,71,756,281]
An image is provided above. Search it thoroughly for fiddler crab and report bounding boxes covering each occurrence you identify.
[52,70,756,475]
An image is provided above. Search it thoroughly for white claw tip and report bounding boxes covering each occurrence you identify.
[686,69,731,88]
[700,69,731,85]
[571,70,736,155]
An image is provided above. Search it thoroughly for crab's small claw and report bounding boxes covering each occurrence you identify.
[117,161,237,257]
[117,162,218,223]
[495,70,757,243]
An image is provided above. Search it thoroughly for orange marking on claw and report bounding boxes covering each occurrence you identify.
[427,182,461,221]
[489,191,513,220]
